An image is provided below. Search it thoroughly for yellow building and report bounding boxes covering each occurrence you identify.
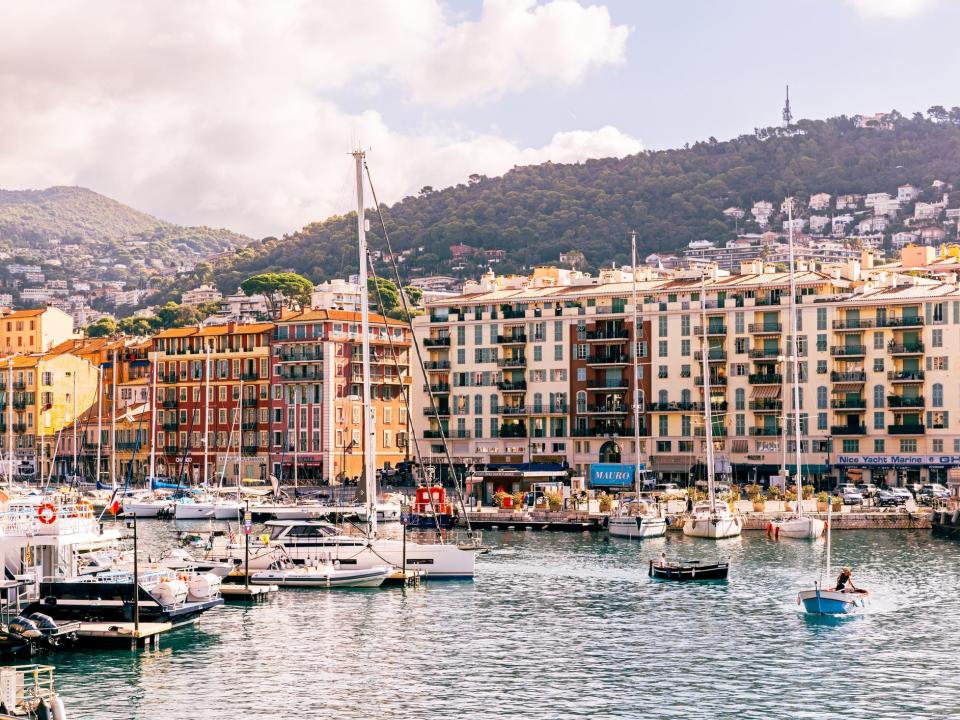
[0,352,99,478]
[0,308,78,354]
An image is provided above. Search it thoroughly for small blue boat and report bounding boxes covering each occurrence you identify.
[797,584,869,615]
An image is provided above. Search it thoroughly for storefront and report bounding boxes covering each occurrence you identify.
[834,453,960,487]
[472,462,569,505]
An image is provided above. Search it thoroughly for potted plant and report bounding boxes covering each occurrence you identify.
[545,491,563,512]
[802,484,815,500]
[511,491,526,511]
[493,490,510,509]
[746,484,764,512]
[831,494,843,512]
[598,493,612,513]
[783,488,797,511]
[816,491,830,512]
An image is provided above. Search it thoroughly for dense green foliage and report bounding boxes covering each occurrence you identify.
[211,112,960,284]
[239,272,313,314]
[84,301,219,337]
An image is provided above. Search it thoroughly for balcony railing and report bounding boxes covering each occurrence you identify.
[830,424,866,435]
[694,325,727,336]
[278,367,322,380]
[497,381,527,392]
[425,361,451,371]
[12,382,25,391]
[423,407,450,417]
[277,349,322,362]
[749,426,782,436]
[533,405,567,414]
[162,400,178,409]
[831,371,866,382]
[887,371,924,382]
[587,354,630,364]
[694,350,727,361]
[12,423,27,434]
[748,322,782,333]
[423,430,447,439]
[887,395,925,408]
[695,426,728,437]
[162,421,179,431]
[496,357,527,368]
[888,424,925,435]
[241,444,260,455]
[830,345,866,356]
[496,334,527,344]
[586,380,629,390]
[241,422,258,430]
[572,426,629,437]
[748,373,782,385]
[832,319,874,330]
[830,399,866,409]
[749,400,782,411]
[888,342,924,355]
[241,398,258,408]
[749,348,781,358]
[500,407,528,416]
[876,316,923,328]
[424,337,451,347]
[448,430,471,439]
[241,372,259,381]
[499,425,528,438]
[424,383,451,393]
[583,329,629,341]
[588,405,629,414]
[695,376,728,386]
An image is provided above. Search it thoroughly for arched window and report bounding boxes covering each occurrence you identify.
[933,383,944,407]
[576,391,587,413]
[817,386,827,409]
[873,384,884,408]
[599,440,621,463]
[735,388,745,411]
[681,389,691,405]
[658,389,668,405]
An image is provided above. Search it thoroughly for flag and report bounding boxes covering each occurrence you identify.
[106,487,120,515]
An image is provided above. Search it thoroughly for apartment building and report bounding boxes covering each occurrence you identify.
[269,309,411,484]
[413,260,960,494]
[0,307,78,354]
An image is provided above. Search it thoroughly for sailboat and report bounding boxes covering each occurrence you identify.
[682,273,742,539]
[771,199,826,540]
[608,233,666,540]
[797,500,869,614]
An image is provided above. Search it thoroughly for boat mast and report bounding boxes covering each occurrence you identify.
[354,150,377,537]
[6,358,12,485]
[203,345,211,486]
[699,272,716,515]
[631,231,642,497]
[71,372,77,477]
[149,351,157,480]
[787,199,804,517]
[95,366,102,485]
[111,346,118,489]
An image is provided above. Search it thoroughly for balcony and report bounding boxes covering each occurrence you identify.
[694,349,727,362]
[749,348,781,359]
[241,398,258,408]
[533,405,567,415]
[572,425,629,437]
[587,353,630,365]
[748,322,782,334]
[749,400,782,412]
[277,349,322,362]
[496,334,527,345]
[425,361,451,371]
[424,383,451,394]
[241,421,258,430]
[649,401,697,412]
[876,316,923,328]
[887,371,924,383]
[887,395,925,408]
[830,345,866,357]
[278,367,322,381]
[424,337,451,348]
[499,425,528,438]
[694,324,728,336]
[888,342,924,355]
[749,426,782,436]
[164,444,180,453]
[162,400,178,409]
[241,444,260,455]
[162,421,179,431]
[695,426,728,437]
[423,407,450,417]
[588,404,629,414]
[448,430,471,439]
[832,319,874,330]
[11,423,26,434]
[500,406,528,416]
[831,371,866,382]
[12,381,25,391]
[830,424,866,435]
[583,329,629,341]
[830,399,866,410]
[423,430,448,439]
[888,423,925,435]
[11,397,30,410]
[497,381,527,392]
[497,357,527,369]
[694,376,728,386]
[239,372,258,381]
[115,442,140,451]
[748,373,782,385]
[586,380,629,390]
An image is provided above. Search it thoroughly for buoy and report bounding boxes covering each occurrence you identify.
[765,521,772,536]
[774,525,780,540]
[37,503,57,525]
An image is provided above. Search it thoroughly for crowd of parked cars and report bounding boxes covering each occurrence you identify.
[833,482,950,506]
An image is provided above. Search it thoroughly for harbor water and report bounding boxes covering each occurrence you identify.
[51,522,960,719]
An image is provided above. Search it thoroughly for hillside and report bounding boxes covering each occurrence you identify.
[212,110,960,289]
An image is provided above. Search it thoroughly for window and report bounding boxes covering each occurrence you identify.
[456,326,465,345]
[933,383,944,407]
[658,415,668,436]
[655,440,672,453]
[457,349,466,364]
[735,312,744,334]
[576,344,588,360]
[873,385,885,408]
[817,386,827,409]
[658,316,667,337]
[735,388,745,411]
[900,439,918,453]
[874,439,885,453]
[474,325,482,344]
[383,407,392,424]
[842,439,859,452]
[928,411,948,429]
[576,391,587,413]
[681,339,690,357]
[816,359,827,374]
[554,345,563,361]
[816,308,826,331]
[735,338,748,354]
[681,415,691,436]
[873,358,884,372]
[735,414,745,436]
[474,418,483,439]
[680,315,690,337]
[873,412,884,430]
[933,439,944,452]
[658,340,668,357]
[873,332,885,350]
[576,367,586,381]
[534,346,542,362]
[929,356,949,371]
[816,334,826,352]
[933,328,943,348]
[932,302,944,324]
[658,366,668,379]
[817,412,827,430]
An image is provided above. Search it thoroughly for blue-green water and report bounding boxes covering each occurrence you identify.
[48,523,960,719]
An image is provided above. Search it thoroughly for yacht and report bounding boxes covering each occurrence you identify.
[682,501,743,539]
[608,499,667,539]
[174,495,243,520]
[266,520,476,579]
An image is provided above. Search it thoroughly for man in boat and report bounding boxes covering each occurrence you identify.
[658,552,668,568]
[835,566,858,593]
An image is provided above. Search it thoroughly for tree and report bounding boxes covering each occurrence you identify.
[240,272,313,315]
[403,285,424,306]
[368,277,400,315]
[117,316,154,336]
[927,105,948,123]
[85,317,117,337]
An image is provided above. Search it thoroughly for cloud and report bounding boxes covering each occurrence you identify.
[0,1,632,237]
[846,0,940,19]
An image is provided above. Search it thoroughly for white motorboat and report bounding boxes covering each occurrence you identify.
[201,534,289,571]
[158,548,235,577]
[608,499,667,539]
[122,496,175,518]
[683,502,743,539]
[174,497,242,520]
[266,520,476,579]
[251,561,392,588]
[772,515,825,540]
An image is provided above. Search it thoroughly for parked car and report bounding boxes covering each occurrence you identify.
[875,490,903,507]
[655,483,681,495]
[886,486,914,503]
[856,483,879,498]
[917,484,950,505]
[836,484,863,505]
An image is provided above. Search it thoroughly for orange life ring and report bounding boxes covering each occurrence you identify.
[37,503,57,525]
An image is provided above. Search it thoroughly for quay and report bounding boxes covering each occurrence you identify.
[464,511,604,531]
[75,621,173,650]
[219,584,278,602]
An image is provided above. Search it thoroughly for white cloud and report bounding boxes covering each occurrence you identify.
[847,0,940,19]
[0,1,632,236]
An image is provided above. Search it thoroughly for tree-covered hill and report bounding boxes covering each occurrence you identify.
[212,110,960,288]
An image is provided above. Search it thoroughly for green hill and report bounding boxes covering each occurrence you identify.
[212,110,960,289]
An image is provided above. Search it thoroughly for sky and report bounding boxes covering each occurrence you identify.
[1,0,959,238]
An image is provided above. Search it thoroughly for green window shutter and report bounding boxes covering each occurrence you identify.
[926,357,932,371]
[953,301,959,324]
[925,303,933,324]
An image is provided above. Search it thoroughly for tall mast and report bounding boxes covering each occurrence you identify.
[149,351,157,480]
[95,366,102,485]
[354,150,377,536]
[203,346,211,486]
[71,372,77,477]
[6,359,12,485]
[630,232,642,496]
[787,198,804,517]
[699,272,716,514]
[110,347,118,489]
[293,387,299,493]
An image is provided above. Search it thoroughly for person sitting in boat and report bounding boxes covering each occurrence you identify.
[658,552,668,568]
[835,566,857,593]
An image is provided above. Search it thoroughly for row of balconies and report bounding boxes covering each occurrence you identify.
[648,401,728,412]
[832,316,923,330]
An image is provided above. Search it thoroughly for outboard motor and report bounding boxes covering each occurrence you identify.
[28,612,59,632]
[8,616,41,639]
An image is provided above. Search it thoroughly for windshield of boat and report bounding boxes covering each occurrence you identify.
[269,523,338,540]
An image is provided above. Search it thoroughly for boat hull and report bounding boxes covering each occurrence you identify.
[682,515,742,539]
[608,516,667,539]
[251,565,391,588]
[798,588,869,615]
[648,560,729,581]
[282,538,476,579]
[772,516,826,539]
[122,500,173,518]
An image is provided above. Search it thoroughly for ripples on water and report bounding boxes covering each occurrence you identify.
[49,522,960,720]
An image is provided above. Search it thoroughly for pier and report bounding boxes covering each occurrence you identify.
[464,511,604,531]
[76,621,173,650]
[219,584,278,602]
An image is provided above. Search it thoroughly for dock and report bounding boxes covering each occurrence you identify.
[219,584,278,602]
[383,569,422,587]
[464,511,604,531]
[76,621,173,650]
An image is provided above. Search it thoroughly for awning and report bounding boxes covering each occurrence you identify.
[786,464,830,475]
[832,382,864,393]
[750,386,781,399]
[731,440,749,453]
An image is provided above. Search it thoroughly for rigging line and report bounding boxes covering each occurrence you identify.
[366,253,443,539]
[363,160,473,537]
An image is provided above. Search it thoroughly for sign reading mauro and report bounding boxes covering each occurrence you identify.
[589,463,637,488]
[836,454,960,467]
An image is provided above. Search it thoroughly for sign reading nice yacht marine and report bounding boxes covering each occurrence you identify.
[836,454,960,466]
